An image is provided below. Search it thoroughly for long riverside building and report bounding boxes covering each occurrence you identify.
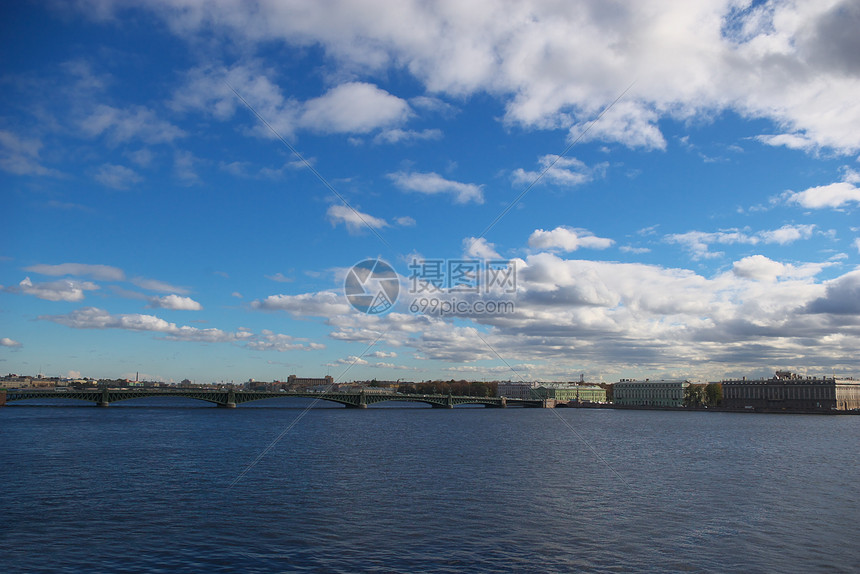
[612,380,689,407]
[721,371,860,412]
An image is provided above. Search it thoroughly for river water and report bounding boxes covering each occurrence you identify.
[2,398,858,573]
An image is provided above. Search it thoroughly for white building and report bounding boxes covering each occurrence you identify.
[497,381,540,399]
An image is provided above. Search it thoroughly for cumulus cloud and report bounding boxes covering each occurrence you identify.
[38,307,317,349]
[14,277,99,302]
[784,181,860,209]
[512,155,602,188]
[731,255,788,282]
[149,294,203,311]
[174,66,411,138]
[728,255,825,283]
[569,102,666,150]
[245,330,325,352]
[74,1,860,154]
[528,227,614,252]
[333,355,369,366]
[309,244,860,379]
[1,337,22,348]
[463,237,501,259]
[252,291,352,317]
[387,171,484,204]
[805,269,860,315]
[666,225,816,259]
[326,204,389,234]
[368,350,397,358]
[299,82,410,134]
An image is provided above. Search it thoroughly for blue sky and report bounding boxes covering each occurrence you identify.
[2,0,859,384]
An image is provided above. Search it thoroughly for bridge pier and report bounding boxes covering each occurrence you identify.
[97,388,110,407]
[96,401,110,407]
[218,402,237,408]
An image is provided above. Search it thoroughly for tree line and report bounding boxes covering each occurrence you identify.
[684,383,723,407]
[396,380,498,397]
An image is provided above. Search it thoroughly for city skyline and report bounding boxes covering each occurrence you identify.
[2,1,859,383]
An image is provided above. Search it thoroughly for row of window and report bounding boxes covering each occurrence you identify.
[725,386,835,400]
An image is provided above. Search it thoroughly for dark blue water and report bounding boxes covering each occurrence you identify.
[2,398,858,573]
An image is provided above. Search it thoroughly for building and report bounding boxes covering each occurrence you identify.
[497,381,540,399]
[612,379,690,407]
[287,375,334,388]
[532,385,606,402]
[721,371,860,411]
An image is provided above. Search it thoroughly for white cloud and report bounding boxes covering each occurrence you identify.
[512,155,601,188]
[759,224,816,245]
[81,104,184,145]
[173,149,200,185]
[394,216,416,227]
[333,355,369,366]
[245,330,325,352]
[0,130,62,177]
[326,204,388,234]
[38,307,320,348]
[310,243,860,379]
[15,277,99,302]
[24,263,125,281]
[172,62,300,137]
[666,225,817,259]
[1,337,22,348]
[252,291,352,317]
[94,163,142,189]
[131,277,190,295]
[463,237,501,259]
[528,227,614,252]
[373,128,442,144]
[90,0,860,154]
[149,294,203,311]
[756,133,819,152]
[266,272,293,283]
[300,82,411,134]
[387,171,483,204]
[620,246,651,254]
[785,182,860,209]
[568,101,666,150]
[731,255,788,282]
[368,350,397,358]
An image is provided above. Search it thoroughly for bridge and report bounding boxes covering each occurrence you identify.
[1,388,547,409]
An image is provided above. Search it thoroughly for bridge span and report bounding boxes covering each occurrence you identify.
[1,388,547,409]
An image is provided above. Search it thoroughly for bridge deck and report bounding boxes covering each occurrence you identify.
[2,389,545,408]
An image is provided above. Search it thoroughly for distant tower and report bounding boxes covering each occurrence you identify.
[136,371,139,382]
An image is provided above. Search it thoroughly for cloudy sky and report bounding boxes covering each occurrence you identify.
[2,0,859,384]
